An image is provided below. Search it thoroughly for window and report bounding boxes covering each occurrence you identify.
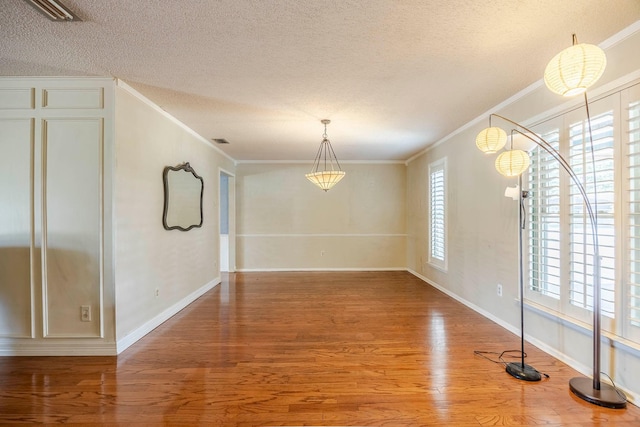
[528,128,561,301]
[568,111,616,317]
[429,158,447,270]
[626,86,640,342]
[526,83,640,345]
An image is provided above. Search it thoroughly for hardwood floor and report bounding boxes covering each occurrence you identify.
[1,271,639,426]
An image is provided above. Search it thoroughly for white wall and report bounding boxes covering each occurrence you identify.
[0,78,115,355]
[406,24,640,402]
[236,162,406,270]
[113,82,235,351]
[0,78,236,355]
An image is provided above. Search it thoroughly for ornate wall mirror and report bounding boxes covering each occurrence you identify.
[162,162,204,231]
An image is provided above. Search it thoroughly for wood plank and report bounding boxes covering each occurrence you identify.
[0,271,638,425]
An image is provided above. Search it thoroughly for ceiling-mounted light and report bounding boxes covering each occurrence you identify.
[544,34,606,97]
[305,119,345,191]
[25,0,80,21]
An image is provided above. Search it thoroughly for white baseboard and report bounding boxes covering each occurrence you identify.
[116,277,220,354]
[407,269,520,336]
[0,341,118,356]
[407,269,639,406]
[236,267,406,272]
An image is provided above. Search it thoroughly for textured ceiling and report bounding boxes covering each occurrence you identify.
[3,0,640,161]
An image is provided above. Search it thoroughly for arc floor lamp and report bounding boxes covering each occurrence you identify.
[475,35,626,408]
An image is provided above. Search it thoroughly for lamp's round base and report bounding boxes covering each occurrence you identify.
[505,362,542,381]
[569,377,626,409]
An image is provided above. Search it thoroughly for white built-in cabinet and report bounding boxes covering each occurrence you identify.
[0,79,114,354]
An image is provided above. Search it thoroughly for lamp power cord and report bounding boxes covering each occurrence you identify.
[600,371,629,404]
[473,349,550,379]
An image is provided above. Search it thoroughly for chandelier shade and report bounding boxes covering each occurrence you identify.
[544,42,606,97]
[305,170,346,191]
[475,127,507,154]
[495,149,530,177]
[306,119,345,191]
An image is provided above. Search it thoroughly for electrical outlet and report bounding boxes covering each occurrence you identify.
[497,284,503,297]
[81,305,91,322]
[320,250,325,257]
[155,288,160,298]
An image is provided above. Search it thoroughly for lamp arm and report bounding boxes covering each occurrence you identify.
[492,115,598,239]
[492,114,603,390]
[508,129,598,234]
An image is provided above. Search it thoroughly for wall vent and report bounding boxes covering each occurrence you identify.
[26,0,80,21]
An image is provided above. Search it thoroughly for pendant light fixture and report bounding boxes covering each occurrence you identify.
[305,119,345,191]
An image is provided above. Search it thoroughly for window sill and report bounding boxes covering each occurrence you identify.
[522,299,640,358]
[427,261,447,274]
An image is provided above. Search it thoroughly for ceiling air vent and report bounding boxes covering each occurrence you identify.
[213,138,230,144]
[25,0,80,21]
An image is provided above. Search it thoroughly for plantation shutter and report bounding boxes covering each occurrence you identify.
[568,111,616,318]
[528,129,562,300]
[627,97,640,330]
[429,159,446,268]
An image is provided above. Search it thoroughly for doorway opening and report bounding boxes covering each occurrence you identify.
[219,170,235,272]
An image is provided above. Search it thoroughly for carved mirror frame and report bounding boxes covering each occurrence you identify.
[162,162,204,231]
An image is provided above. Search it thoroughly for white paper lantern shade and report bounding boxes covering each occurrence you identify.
[544,43,607,97]
[475,127,507,154]
[495,149,531,177]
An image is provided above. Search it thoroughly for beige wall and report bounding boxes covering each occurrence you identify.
[114,83,235,348]
[407,132,517,318]
[236,162,406,270]
[406,25,640,402]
